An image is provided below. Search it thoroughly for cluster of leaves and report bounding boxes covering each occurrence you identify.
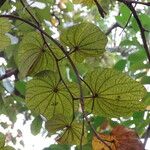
[0,0,149,149]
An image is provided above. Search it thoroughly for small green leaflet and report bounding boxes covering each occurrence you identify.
[46,115,87,145]
[60,22,107,62]
[31,116,43,135]
[84,68,147,117]
[17,32,57,78]
[0,133,14,150]
[26,73,79,119]
[0,18,11,50]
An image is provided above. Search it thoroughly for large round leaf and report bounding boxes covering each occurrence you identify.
[84,68,147,117]
[17,32,57,78]
[60,22,107,62]
[26,73,78,119]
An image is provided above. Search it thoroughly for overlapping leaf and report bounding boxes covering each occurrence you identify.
[46,114,87,145]
[84,68,146,117]
[26,73,79,119]
[17,32,63,78]
[0,18,11,50]
[60,22,107,62]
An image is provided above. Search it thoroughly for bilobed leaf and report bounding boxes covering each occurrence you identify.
[17,32,56,78]
[0,133,5,148]
[60,22,107,62]
[31,116,43,135]
[84,68,146,117]
[26,72,78,119]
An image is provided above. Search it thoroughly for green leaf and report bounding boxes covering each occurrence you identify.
[0,18,11,50]
[57,122,87,145]
[0,34,11,50]
[15,81,26,96]
[31,116,43,135]
[0,133,5,148]
[46,115,86,145]
[26,72,78,119]
[114,59,127,71]
[84,68,146,117]
[44,144,70,150]
[0,18,11,34]
[17,32,56,78]
[45,114,69,133]
[60,22,107,62]
[116,5,131,27]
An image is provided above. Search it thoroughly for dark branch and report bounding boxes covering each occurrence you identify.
[0,69,18,80]
[94,0,107,18]
[106,22,121,35]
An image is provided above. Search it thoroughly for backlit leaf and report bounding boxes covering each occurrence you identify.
[60,22,107,62]
[84,68,146,117]
[46,114,87,145]
[26,72,78,119]
[17,32,56,78]
[0,18,11,50]
[45,114,69,133]
[0,18,11,34]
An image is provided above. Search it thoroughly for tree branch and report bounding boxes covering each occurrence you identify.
[0,69,18,80]
[106,22,121,35]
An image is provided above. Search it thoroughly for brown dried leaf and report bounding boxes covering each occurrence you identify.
[92,125,144,150]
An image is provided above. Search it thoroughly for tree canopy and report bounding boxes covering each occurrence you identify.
[0,0,150,150]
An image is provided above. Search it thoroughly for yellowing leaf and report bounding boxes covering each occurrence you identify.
[60,22,107,62]
[84,68,146,117]
[17,32,56,78]
[26,73,79,119]
[92,126,144,150]
[92,134,116,150]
